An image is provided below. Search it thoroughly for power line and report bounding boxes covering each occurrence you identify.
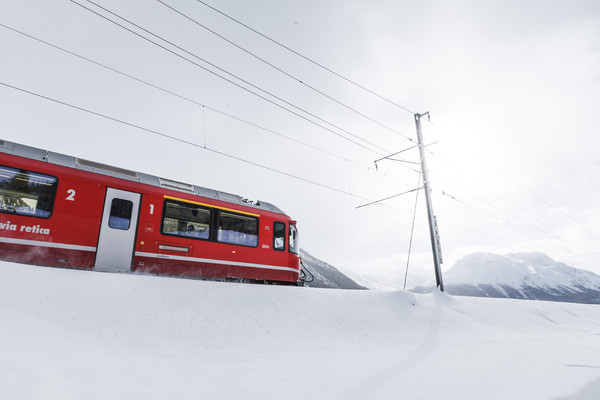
[423,120,599,237]
[438,220,504,242]
[194,0,416,116]
[206,0,600,267]
[0,23,416,185]
[70,0,391,156]
[427,156,600,260]
[440,187,600,259]
[26,3,586,263]
[0,80,417,215]
[355,187,421,209]
[156,0,416,145]
[11,2,596,275]
[403,172,421,290]
[410,118,600,265]
[0,81,350,195]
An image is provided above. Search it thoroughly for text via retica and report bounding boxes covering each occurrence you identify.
[0,221,51,235]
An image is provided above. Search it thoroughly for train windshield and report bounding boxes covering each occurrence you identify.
[289,224,299,255]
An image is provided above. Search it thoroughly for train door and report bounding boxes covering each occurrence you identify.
[94,188,141,273]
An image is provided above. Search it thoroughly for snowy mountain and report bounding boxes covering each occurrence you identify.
[413,252,600,304]
[300,249,366,289]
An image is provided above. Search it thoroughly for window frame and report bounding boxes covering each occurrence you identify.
[273,221,286,252]
[159,197,264,249]
[216,209,259,248]
[160,198,212,241]
[0,164,58,219]
[108,198,133,230]
[288,223,299,255]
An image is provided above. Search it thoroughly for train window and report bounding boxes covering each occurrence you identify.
[273,221,285,251]
[108,199,133,230]
[289,224,299,255]
[162,199,211,240]
[0,165,57,219]
[217,210,258,247]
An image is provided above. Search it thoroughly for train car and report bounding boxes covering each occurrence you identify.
[0,140,301,284]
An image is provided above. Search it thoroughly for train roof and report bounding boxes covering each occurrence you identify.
[0,139,286,215]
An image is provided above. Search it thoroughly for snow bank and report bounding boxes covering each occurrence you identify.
[1,261,599,399]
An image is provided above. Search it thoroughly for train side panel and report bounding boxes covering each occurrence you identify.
[0,153,106,269]
[132,191,300,282]
[0,149,300,283]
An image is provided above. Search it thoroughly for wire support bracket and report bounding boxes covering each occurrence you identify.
[355,187,423,209]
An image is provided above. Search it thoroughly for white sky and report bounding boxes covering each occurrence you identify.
[1,0,600,289]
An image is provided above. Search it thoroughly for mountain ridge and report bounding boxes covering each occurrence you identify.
[413,252,600,304]
[299,249,367,289]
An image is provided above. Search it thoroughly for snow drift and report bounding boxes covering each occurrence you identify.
[1,260,600,400]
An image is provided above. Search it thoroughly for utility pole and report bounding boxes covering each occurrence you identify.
[414,112,444,291]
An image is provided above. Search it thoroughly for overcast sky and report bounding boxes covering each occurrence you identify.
[2,0,600,289]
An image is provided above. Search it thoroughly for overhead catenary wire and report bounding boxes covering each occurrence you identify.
[406,116,600,267]
[156,0,416,145]
[413,160,600,270]
[0,81,417,216]
[7,2,592,276]
[419,138,600,263]
[424,120,600,237]
[0,23,418,183]
[439,186,600,259]
[483,155,598,235]
[194,0,416,116]
[0,81,352,196]
[70,0,392,157]
[4,75,592,272]
[355,187,422,209]
[408,151,600,270]
[404,172,421,290]
[424,151,600,260]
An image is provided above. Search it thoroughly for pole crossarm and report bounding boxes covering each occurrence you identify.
[374,141,440,170]
[384,158,421,165]
[374,144,419,164]
[355,187,423,209]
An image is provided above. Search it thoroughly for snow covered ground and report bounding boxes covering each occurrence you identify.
[2,261,600,400]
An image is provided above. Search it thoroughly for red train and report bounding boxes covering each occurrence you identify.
[0,140,302,284]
